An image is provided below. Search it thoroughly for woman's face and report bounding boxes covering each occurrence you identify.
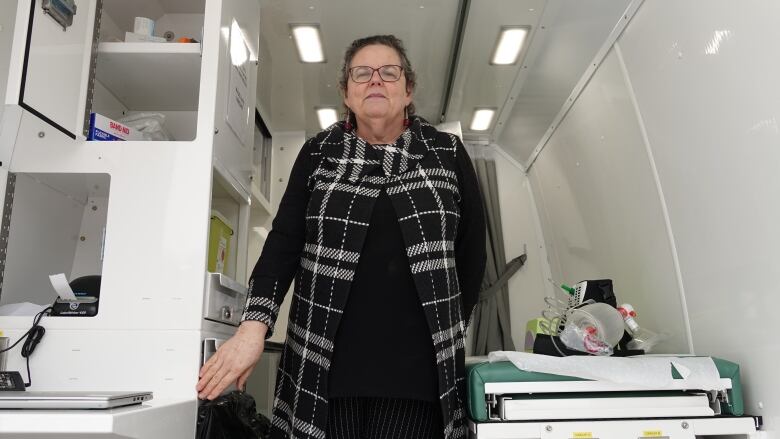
[344,44,413,124]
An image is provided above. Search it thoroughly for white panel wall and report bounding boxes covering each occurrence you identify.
[489,147,554,351]
[519,0,780,433]
[617,0,780,431]
[269,131,305,209]
[70,195,109,280]
[528,47,690,354]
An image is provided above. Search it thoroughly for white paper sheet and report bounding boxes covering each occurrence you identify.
[489,351,725,390]
[49,273,77,301]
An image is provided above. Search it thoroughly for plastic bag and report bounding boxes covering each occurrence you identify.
[558,303,625,356]
[559,321,614,356]
[196,391,270,439]
[627,327,669,353]
[118,112,173,141]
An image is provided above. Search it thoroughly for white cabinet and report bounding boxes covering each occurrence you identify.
[0,2,261,437]
[91,1,205,141]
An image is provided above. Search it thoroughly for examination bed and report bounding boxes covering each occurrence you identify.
[465,357,761,439]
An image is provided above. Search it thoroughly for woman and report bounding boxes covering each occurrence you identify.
[197,35,486,439]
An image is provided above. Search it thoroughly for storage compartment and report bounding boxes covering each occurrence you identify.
[210,168,249,283]
[0,173,110,312]
[252,111,273,202]
[88,0,206,141]
[208,210,234,274]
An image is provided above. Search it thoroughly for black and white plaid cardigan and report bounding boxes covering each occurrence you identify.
[242,116,486,439]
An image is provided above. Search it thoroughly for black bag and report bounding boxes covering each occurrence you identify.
[196,391,271,439]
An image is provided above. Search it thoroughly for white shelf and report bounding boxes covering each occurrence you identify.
[96,42,202,111]
[251,181,274,216]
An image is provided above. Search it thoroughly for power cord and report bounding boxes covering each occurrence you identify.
[0,306,53,387]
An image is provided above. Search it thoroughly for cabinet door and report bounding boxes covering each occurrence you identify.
[17,0,98,139]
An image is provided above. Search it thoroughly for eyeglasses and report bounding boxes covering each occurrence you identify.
[348,65,404,83]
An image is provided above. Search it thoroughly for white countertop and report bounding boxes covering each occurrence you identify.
[0,398,197,438]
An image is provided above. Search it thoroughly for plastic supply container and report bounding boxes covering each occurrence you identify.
[208,210,234,274]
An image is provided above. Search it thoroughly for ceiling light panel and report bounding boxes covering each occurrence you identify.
[470,108,496,131]
[291,24,325,63]
[316,107,338,129]
[491,26,530,65]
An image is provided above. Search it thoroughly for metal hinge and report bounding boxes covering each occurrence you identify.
[486,393,501,420]
[707,389,729,415]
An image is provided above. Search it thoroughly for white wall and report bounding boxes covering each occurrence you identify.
[520,0,780,433]
[617,0,780,431]
[269,131,305,209]
[485,146,554,352]
[70,195,109,280]
[527,46,691,355]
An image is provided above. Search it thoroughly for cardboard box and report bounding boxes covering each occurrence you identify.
[87,113,142,141]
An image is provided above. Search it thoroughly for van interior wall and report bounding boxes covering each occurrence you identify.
[464,145,553,354]
[526,44,692,356]
[520,0,780,430]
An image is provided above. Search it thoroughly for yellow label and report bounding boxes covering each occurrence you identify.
[642,431,663,437]
[572,433,593,439]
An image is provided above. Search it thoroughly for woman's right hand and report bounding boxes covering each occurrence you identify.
[196,320,268,400]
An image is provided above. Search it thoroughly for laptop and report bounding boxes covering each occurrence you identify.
[0,391,153,409]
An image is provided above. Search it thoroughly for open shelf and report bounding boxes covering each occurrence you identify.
[251,181,274,217]
[0,173,110,312]
[96,42,201,111]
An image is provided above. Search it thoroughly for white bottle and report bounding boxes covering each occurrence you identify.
[617,303,640,334]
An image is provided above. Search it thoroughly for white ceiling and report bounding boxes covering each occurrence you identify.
[444,0,547,134]
[256,0,632,164]
[494,0,632,163]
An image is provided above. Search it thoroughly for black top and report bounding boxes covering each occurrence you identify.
[262,139,485,402]
[327,187,440,400]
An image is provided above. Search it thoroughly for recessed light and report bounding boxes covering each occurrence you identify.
[470,108,496,131]
[291,24,325,63]
[316,107,339,129]
[491,26,530,65]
